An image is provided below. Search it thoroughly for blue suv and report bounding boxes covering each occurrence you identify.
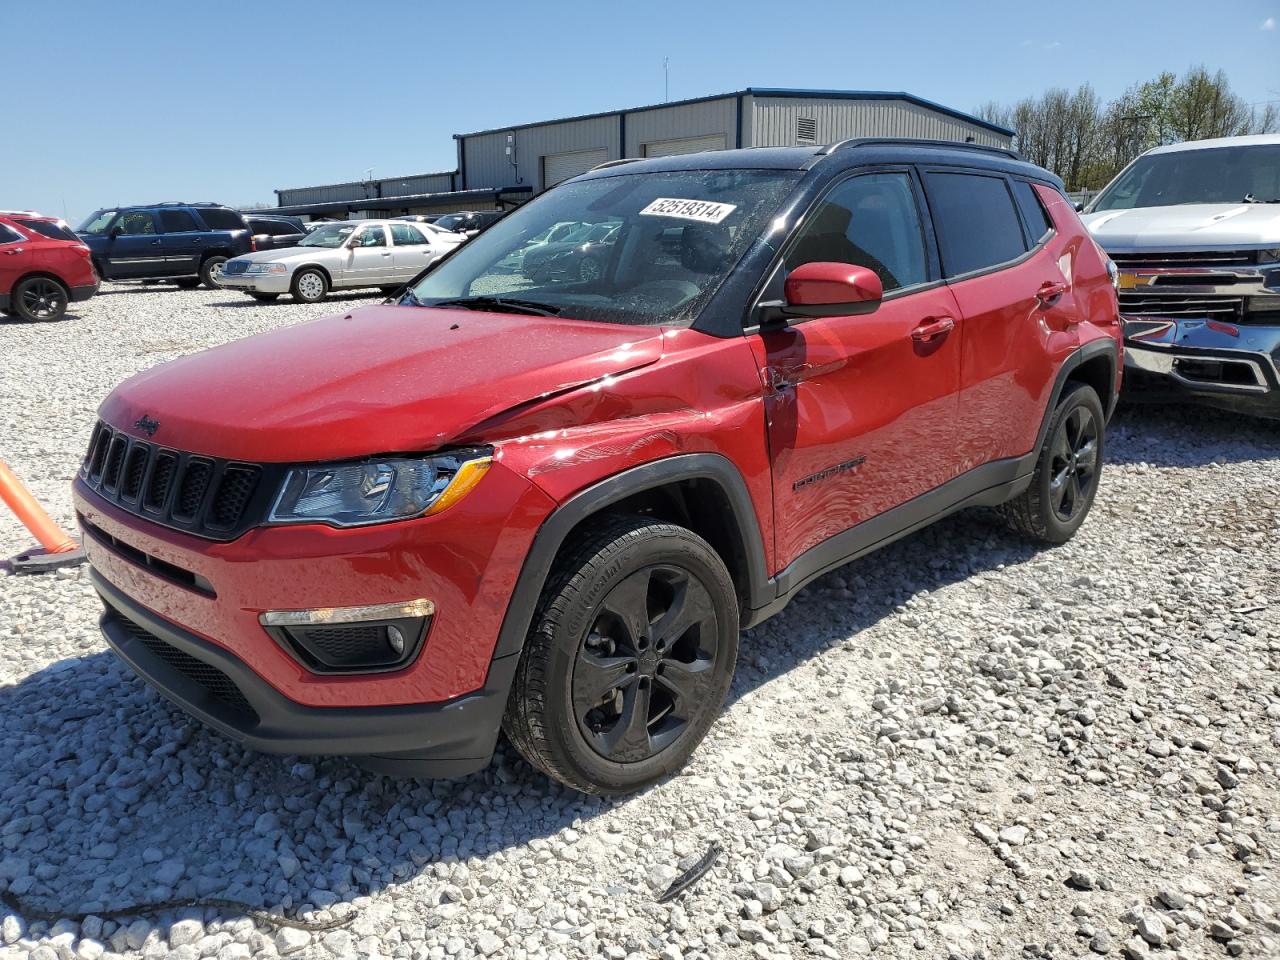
[76,203,254,288]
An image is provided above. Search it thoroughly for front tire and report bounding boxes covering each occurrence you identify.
[291,268,328,303]
[199,256,228,289]
[10,276,68,322]
[998,381,1105,543]
[504,516,739,795]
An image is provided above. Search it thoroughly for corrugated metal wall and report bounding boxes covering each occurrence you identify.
[377,172,454,196]
[277,171,454,206]
[465,116,620,191]
[625,98,738,156]
[749,96,1011,148]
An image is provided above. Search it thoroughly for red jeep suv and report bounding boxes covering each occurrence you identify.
[75,141,1121,794]
[0,211,98,322]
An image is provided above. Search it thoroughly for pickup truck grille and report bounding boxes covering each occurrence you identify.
[1118,293,1244,319]
[80,421,275,541]
[1110,251,1257,269]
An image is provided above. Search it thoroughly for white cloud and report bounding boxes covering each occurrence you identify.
[1263,16,1276,30]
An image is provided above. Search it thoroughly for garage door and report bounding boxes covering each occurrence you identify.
[543,148,609,189]
[642,134,728,158]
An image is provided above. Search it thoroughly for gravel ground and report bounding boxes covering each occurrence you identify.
[1,286,1278,960]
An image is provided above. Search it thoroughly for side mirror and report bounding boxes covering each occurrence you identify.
[761,262,883,326]
[1074,201,1085,213]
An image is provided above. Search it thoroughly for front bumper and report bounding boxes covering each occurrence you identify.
[220,272,292,294]
[94,570,517,777]
[1121,316,1280,419]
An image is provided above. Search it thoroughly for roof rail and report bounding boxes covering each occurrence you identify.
[819,137,1022,161]
[591,158,643,171]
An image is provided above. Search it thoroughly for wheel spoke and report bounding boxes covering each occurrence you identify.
[572,653,636,712]
[1075,437,1098,473]
[656,656,712,714]
[599,678,653,761]
[599,568,652,648]
[651,575,715,648]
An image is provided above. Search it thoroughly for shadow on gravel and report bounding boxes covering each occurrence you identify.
[1105,401,1280,467]
[0,311,83,326]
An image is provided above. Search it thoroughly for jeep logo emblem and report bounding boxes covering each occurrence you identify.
[134,414,160,437]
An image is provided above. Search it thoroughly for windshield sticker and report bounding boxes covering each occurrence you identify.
[639,198,738,224]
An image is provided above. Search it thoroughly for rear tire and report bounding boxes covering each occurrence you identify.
[10,276,68,322]
[503,515,739,795]
[291,268,328,303]
[249,292,280,302]
[998,381,1105,543]
[199,256,228,289]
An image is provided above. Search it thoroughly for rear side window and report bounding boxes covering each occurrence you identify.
[13,218,79,242]
[785,172,928,292]
[251,219,297,236]
[389,223,429,245]
[159,209,199,233]
[195,207,247,231]
[1011,180,1054,243]
[925,172,1028,277]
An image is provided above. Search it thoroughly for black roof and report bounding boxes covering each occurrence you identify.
[580,139,1062,189]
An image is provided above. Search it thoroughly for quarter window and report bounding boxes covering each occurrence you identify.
[785,172,928,293]
[159,209,200,233]
[389,223,429,246]
[1011,180,1053,244]
[925,172,1028,277]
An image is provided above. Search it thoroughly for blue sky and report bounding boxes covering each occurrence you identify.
[4,0,1277,223]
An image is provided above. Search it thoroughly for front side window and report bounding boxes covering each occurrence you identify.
[407,169,802,326]
[353,226,387,247]
[116,211,157,235]
[784,172,928,292]
[159,209,199,233]
[298,223,359,248]
[1092,144,1280,211]
[925,172,1028,278]
[389,223,429,246]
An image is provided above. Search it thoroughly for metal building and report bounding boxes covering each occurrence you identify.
[269,88,1013,220]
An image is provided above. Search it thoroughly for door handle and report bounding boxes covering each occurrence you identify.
[1036,280,1068,306]
[3,248,23,256]
[911,316,955,342]
[150,239,162,245]
[381,252,392,257]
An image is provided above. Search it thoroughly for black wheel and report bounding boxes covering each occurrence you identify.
[176,278,201,290]
[249,292,280,302]
[11,276,68,322]
[199,256,228,289]
[504,516,739,795]
[291,268,328,303]
[999,381,1104,543]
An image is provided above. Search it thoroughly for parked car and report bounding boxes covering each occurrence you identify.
[1081,134,1280,419]
[219,219,452,302]
[432,210,504,237]
[76,203,253,288]
[0,211,98,321]
[245,214,308,251]
[519,220,620,281]
[394,214,446,225]
[75,141,1120,794]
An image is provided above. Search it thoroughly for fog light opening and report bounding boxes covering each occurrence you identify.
[387,624,406,656]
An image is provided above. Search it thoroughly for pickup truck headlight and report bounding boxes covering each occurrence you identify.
[246,263,289,274]
[268,449,491,527]
[1105,258,1120,290]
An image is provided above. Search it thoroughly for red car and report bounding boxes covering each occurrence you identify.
[75,141,1121,794]
[0,211,98,321]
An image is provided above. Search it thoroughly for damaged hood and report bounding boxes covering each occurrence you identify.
[1082,203,1280,250]
[99,305,665,461]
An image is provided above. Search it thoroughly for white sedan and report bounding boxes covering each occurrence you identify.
[220,219,464,303]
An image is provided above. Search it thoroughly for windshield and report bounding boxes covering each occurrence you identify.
[77,210,117,234]
[1093,144,1280,211]
[408,169,802,326]
[298,222,359,247]
[434,214,466,232]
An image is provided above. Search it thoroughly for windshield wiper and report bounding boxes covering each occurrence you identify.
[430,296,561,317]
[1242,194,1280,204]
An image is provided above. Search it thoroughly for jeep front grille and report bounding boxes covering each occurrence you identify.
[80,421,276,541]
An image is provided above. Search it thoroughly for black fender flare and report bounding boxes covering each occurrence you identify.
[1033,337,1119,453]
[490,453,771,660]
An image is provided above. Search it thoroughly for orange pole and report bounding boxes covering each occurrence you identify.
[0,459,78,554]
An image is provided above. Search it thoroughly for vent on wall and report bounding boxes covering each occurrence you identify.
[796,117,818,144]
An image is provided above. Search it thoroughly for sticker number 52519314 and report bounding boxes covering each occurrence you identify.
[639,198,738,224]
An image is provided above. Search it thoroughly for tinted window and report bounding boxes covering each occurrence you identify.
[353,226,387,247]
[13,218,79,242]
[251,219,298,236]
[785,172,928,292]
[0,223,24,244]
[117,211,157,235]
[389,223,428,245]
[926,173,1027,277]
[159,209,199,233]
[195,207,247,230]
[1011,180,1053,243]
[1092,144,1280,210]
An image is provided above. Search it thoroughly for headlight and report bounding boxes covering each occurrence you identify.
[1105,258,1120,290]
[246,262,288,274]
[268,449,492,527]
